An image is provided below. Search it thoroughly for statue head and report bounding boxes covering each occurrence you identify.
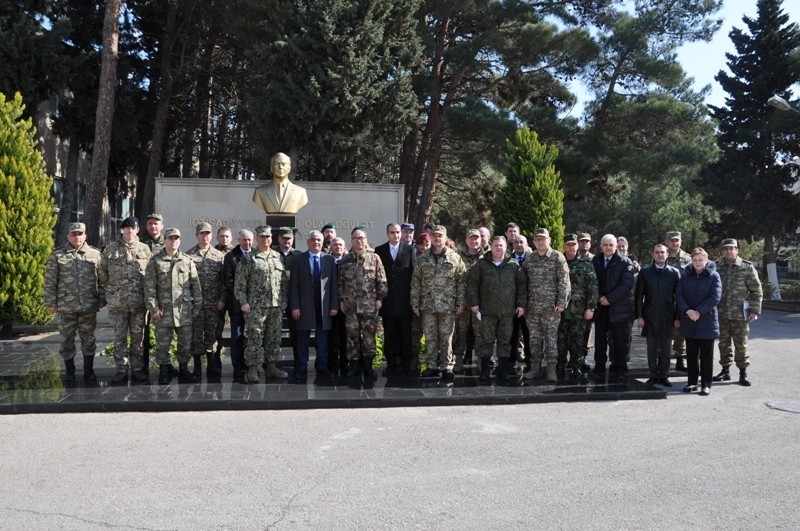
[271,152,292,181]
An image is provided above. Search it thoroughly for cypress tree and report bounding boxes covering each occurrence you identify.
[496,127,565,248]
[0,92,57,335]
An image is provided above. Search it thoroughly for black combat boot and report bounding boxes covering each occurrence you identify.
[498,357,517,381]
[363,357,377,379]
[158,364,172,385]
[675,357,688,372]
[192,355,203,380]
[739,368,752,386]
[178,362,198,383]
[713,367,731,382]
[479,357,491,385]
[83,355,97,381]
[64,358,76,383]
[207,353,222,377]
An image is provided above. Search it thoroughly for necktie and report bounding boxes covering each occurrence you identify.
[313,255,322,323]
[605,257,611,269]
[313,255,321,281]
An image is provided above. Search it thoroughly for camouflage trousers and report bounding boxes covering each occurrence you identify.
[526,312,561,365]
[108,308,146,370]
[192,306,222,357]
[154,324,192,364]
[454,310,480,358]
[557,316,589,369]
[421,311,456,371]
[244,307,282,367]
[672,335,686,358]
[57,311,97,360]
[345,312,378,360]
[410,312,423,372]
[478,314,513,359]
[718,318,750,369]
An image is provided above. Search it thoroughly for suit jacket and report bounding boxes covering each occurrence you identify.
[375,241,414,318]
[252,180,309,214]
[289,251,339,331]
[591,252,635,322]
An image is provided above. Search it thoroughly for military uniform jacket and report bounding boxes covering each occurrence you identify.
[563,256,598,319]
[338,250,388,315]
[234,248,287,309]
[715,257,762,320]
[144,249,202,327]
[411,248,466,313]
[44,242,105,312]
[140,233,165,254]
[521,249,571,313]
[186,245,225,308]
[666,249,691,272]
[99,238,151,311]
[215,244,234,253]
[458,248,484,271]
[466,254,526,316]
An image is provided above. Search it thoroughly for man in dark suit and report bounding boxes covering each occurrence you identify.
[222,229,253,382]
[591,234,635,379]
[278,227,302,367]
[289,230,339,380]
[510,234,532,371]
[375,223,415,376]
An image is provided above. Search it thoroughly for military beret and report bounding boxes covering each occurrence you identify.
[578,232,591,241]
[255,225,273,236]
[466,229,480,238]
[163,227,181,238]
[721,238,738,248]
[68,222,86,233]
[533,228,550,238]
[278,227,294,237]
[195,222,213,234]
[120,216,139,228]
[416,233,431,243]
[146,213,163,222]
[322,223,335,231]
[666,231,682,239]
[431,225,447,236]
[564,233,578,243]
[401,223,415,231]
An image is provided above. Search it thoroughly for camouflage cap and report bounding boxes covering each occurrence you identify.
[146,213,163,222]
[416,233,431,244]
[401,223,415,231]
[666,231,682,239]
[564,233,578,243]
[163,227,181,238]
[195,222,213,234]
[322,223,335,231]
[533,228,550,238]
[721,238,738,248]
[120,216,139,228]
[578,232,591,241]
[278,226,294,237]
[68,222,86,233]
[431,225,447,236]
[255,225,273,236]
[466,229,480,238]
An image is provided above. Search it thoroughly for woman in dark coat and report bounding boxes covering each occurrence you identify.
[676,248,721,395]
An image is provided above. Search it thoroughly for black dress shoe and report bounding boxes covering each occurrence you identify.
[420,368,440,378]
[682,384,697,393]
[713,368,731,382]
[658,377,673,388]
[292,370,308,382]
[645,377,658,385]
[442,369,455,382]
[699,386,710,396]
[316,368,334,379]
[111,370,128,384]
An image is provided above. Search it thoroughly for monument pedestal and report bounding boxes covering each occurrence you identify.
[267,215,296,241]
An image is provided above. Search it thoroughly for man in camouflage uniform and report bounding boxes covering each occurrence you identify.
[235,225,288,383]
[557,233,598,380]
[99,216,152,383]
[409,232,431,374]
[713,238,763,386]
[478,227,491,254]
[44,222,106,383]
[213,225,234,372]
[411,225,466,380]
[454,229,484,372]
[577,233,594,260]
[665,230,692,371]
[467,236,526,383]
[338,228,388,382]
[215,226,234,253]
[321,223,337,254]
[144,228,202,385]
[522,228,571,382]
[186,222,226,380]
[327,237,349,376]
[139,213,165,372]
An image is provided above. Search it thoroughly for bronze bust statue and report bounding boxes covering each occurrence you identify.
[252,152,309,215]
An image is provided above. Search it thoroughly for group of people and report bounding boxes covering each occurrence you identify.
[44,216,763,394]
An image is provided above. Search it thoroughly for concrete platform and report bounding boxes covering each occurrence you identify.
[0,314,667,414]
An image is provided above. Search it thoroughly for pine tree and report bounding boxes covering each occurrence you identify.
[0,92,57,336]
[496,128,565,248]
[703,0,800,299]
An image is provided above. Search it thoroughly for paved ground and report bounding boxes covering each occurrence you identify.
[0,311,798,529]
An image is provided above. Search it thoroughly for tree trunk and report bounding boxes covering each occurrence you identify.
[83,0,121,246]
[141,0,180,217]
[764,233,782,301]
[55,140,80,246]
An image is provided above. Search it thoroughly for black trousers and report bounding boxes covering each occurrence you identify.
[593,308,629,374]
[382,312,412,373]
[686,337,715,387]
